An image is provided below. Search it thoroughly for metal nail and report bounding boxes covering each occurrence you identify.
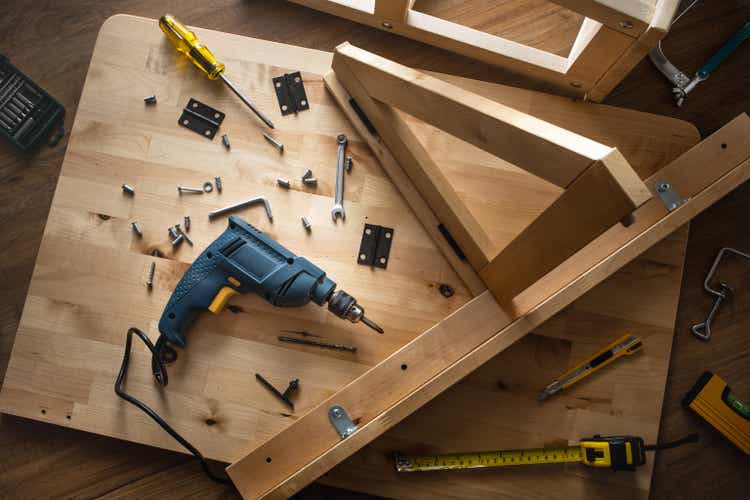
[176,225,194,246]
[277,177,290,189]
[177,186,204,194]
[301,216,311,231]
[131,221,143,238]
[302,177,318,186]
[143,95,157,105]
[122,184,135,195]
[262,132,284,153]
[146,261,156,289]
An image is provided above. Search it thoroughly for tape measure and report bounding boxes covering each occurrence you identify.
[395,434,698,473]
[683,371,750,454]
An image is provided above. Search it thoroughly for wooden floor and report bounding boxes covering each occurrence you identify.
[1,1,748,499]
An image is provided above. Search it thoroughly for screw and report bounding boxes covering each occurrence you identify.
[177,186,203,194]
[345,156,353,173]
[203,182,213,193]
[382,21,393,29]
[214,177,222,192]
[122,184,135,196]
[131,221,143,238]
[177,225,194,246]
[438,284,455,298]
[301,216,311,231]
[277,177,291,189]
[168,226,179,239]
[263,132,284,153]
[619,20,634,29]
[171,233,184,247]
[302,169,313,180]
[302,177,318,186]
[184,215,190,231]
[332,408,342,418]
[146,261,155,288]
[221,134,230,150]
[143,95,157,105]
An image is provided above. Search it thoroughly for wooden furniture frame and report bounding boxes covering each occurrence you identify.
[287,0,681,101]
[226,43,750,499]
[333,42,652,305]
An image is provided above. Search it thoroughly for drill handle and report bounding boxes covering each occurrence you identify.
[158,265,232,348]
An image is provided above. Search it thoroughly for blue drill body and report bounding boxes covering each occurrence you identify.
[158,216,338,348]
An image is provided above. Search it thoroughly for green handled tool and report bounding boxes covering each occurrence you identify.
[650,1,750,107]
[672,20,750,106]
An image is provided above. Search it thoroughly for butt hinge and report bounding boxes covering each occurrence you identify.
[329,405,357,439]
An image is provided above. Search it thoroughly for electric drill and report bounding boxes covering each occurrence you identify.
[156,216,382,360]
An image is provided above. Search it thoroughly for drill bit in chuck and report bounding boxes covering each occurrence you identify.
[327,289,384,334]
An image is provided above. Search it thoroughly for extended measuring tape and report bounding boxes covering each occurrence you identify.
[395,434,698,473]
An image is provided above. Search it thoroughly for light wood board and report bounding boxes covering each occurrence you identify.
[0,13,699,496]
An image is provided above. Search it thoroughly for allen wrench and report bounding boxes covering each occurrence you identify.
[692,247,750,340]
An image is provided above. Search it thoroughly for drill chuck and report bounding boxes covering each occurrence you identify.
[328,290,384,334]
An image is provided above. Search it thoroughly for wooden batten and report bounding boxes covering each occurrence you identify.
[334,42,619,189]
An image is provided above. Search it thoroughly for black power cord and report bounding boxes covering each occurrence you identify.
[114,327,232,485]
[644,433,700,451]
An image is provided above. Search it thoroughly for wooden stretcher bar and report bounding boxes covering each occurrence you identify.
[287,0,681,101]
[225,65,750,497]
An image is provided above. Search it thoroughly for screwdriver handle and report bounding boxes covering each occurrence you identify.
[159,14,224,80]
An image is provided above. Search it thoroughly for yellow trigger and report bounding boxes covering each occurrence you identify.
[208,279,240,314]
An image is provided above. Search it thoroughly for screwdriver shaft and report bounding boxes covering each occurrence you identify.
[219,73,274,129]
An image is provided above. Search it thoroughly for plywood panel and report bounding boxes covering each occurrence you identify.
[0,14,702,499]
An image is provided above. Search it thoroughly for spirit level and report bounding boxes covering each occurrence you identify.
[683,371,750,454]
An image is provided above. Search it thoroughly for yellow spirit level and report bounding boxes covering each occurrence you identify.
[683,371,750,454]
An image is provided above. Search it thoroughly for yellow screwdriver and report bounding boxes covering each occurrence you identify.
[159,14,274,129]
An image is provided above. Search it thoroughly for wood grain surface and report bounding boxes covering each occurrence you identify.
[0,1,748,499]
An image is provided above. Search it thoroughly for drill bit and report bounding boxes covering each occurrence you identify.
[278,336,357,353]
[361,316,384,334]
[327,290,384,334]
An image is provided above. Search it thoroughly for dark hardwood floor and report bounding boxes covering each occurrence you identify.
[1,1,748,498]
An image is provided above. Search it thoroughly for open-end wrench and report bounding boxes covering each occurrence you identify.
[331,134,347,221]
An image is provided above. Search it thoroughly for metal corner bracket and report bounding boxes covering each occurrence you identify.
[329,404,357,439]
